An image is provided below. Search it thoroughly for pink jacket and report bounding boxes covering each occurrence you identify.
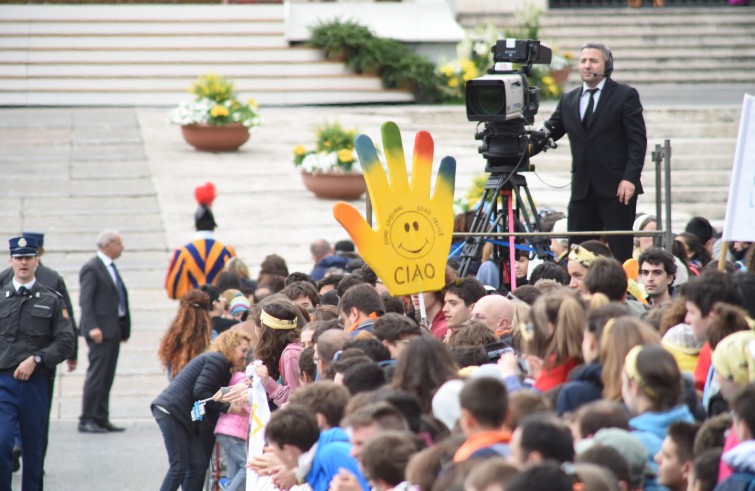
[214,372,251,440]
[262,342,302,407]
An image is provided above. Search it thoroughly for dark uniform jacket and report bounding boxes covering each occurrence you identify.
[151,351,231,433]
[0,282,75,373]
[0,263,78,359]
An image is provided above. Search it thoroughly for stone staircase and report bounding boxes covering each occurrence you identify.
[459,6,755,87]
[0,4,414,106]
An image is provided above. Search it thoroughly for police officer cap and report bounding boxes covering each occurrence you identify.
[9,236,39,257]
[22,232,44,248]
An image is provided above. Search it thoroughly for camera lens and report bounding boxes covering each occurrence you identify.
[471,85,505,116]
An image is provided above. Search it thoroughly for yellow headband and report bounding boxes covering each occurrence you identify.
[624,345,657,399]
[568,244,598,268]
[261,310,297,330]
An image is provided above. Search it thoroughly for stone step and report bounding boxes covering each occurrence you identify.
[604,60,755,70]
[3,61,352,77]
[0,47,327,64]
[614,73,754,84]
[538,36,755,50]
[0,4,285,21]
[0,89,415,107]
[462,7,755,27]
[0,74,386,92]
[538,7,755,24]
[0,20,284,36]
[541,24,754,36]
[0,34,288,49]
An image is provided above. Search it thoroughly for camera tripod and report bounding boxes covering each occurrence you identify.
[457,169,553,293]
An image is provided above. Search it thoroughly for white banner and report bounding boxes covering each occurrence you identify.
[723,93,755,241]
[246,375,274,491]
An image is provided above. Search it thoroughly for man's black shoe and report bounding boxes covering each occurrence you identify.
[12,446,21,472]
[78,422,108,434]
[103,422,125,432]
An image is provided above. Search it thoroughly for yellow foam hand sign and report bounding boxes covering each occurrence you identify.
[333,121,456,296]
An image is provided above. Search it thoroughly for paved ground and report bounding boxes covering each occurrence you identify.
[1,86,750,489]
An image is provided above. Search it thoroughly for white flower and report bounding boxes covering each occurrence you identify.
[299,151,361,174]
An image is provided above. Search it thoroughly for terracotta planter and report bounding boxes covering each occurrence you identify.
[549,67,572,87]
[181,123,250,152]
[301,171,367,200]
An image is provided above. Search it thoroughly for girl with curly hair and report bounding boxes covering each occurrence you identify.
[253,300,303,407]
[158,289,212,379]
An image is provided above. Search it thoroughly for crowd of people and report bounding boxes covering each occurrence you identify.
[146,196,755,491]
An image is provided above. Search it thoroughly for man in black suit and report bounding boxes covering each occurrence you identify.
[78,229,129,433]
[541,42,647,263]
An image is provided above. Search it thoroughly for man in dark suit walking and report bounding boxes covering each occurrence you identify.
[541,42,647,263]
[78,229,130,433]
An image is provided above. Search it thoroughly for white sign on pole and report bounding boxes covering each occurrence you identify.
[723,94,755,242]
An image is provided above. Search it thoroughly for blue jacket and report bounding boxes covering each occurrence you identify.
[307,427,368,491]
[630,404,694,491]
[311,255,349,281]
[555,363,603,416]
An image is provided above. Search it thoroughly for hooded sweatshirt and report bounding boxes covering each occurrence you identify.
[306,427,368,491]
[630,404,695,490]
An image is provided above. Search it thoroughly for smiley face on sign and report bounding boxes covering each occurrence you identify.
[390,211,435,259]
[333,121,456,296]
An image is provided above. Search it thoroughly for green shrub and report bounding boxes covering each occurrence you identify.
[309,19,374,60]
[309,19,450,104]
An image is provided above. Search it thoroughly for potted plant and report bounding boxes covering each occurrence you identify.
[170,73,261,152]
[292,121,366,200]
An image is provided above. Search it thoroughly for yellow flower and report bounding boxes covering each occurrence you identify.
[337,148,354,163]
[542,75,555,85]
[448,78,459,88]
[294,145,306,156]
[247,98,259,109]
[460,58,476,72]
[210,105,229,118]
[439,64,455,78]
[548,84,558,95]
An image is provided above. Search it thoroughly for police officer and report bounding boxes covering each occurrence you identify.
[0,236,75,491]
[0,232,79,473]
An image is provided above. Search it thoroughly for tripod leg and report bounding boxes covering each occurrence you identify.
[516,183,555,261]
[503,190,517,291]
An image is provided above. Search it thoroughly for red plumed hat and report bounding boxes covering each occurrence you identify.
[194,182,216,207]
[194,182,217,231]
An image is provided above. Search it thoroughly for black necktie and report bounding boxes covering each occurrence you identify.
[17,286,29,297]
[583,88,599,127]
[110,263,127,314]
